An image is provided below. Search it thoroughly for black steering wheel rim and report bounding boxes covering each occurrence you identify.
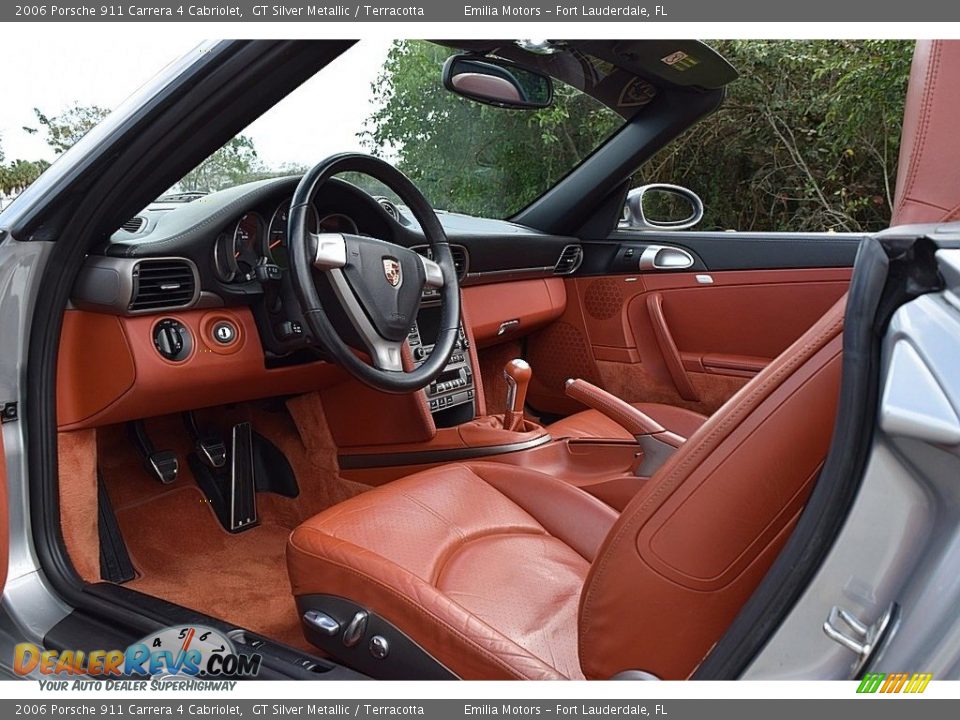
[288,153,460,394]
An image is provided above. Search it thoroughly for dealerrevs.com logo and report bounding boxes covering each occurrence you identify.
[856,672,933,694]
[14,625,261,688]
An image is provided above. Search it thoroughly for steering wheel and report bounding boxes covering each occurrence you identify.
[287,153,461,394]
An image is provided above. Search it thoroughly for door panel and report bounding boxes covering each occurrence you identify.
[526,233,856,418]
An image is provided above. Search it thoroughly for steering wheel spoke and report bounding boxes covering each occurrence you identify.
[418,253,445,288]
[322,267,402,372]
[311,232,347,270]
[369,339,406,372]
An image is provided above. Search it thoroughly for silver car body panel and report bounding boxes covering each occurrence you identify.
[745,246,960,679]
[0,236,72,673]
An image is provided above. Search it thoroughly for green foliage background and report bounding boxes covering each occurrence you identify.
[359,41,622,219]
[3,40,915,234]
[2,105,265,198]
[361,40,915,232]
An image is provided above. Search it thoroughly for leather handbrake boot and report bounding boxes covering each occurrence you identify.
[564,378,685,475]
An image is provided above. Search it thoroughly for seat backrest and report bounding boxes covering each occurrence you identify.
[892,40,960,225]
[577,295,846,679]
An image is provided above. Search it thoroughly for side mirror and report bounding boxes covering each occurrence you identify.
[622,184,704,231]
[442,54,553,110]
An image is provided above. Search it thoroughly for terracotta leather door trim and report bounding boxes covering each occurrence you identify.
[528,268,850,418]
[646,293,699,401]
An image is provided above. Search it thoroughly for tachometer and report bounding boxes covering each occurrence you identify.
[266,201,319,269]
[214,212,263,282]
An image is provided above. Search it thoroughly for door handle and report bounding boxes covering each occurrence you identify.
[639,245,695,271]
[646,292,700,402]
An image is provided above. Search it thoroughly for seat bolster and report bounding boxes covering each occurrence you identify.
[287,527,569,680]
[469,462,619,561]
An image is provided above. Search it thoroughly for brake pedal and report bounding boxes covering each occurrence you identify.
[126,421,179,485]
[183,411,228,469]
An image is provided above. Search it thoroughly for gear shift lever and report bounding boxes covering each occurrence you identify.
[503,359,532,432]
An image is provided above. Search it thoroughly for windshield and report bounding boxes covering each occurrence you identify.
[172,41,627,219]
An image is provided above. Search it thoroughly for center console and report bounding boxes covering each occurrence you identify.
[407,302,476,425]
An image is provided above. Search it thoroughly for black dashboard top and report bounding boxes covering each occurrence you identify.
[102,176,578,277]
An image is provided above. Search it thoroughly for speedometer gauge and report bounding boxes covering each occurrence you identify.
[266,201,319,269]
[318,213,360,235]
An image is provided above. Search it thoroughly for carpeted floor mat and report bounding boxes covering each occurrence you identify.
[95,394,372,652]
[114,485,308,649]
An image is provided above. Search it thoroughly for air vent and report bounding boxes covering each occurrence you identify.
[121,216,146,233]
[554,245,583,275]
[130,259,198,312]
[413,245,469,281]
[377,197,400,221]
[449,245,469,280]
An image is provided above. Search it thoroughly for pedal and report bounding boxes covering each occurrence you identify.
[182,411,228,469]
[126,420,179,485]
[229,422,258,532]
[198,440,227,468]
[148,451,179,485]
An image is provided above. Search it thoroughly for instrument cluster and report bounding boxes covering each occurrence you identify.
[212,198,360,284]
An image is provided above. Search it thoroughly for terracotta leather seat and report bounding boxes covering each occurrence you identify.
[546,401,707,441]
[287,295,846,680]
[891,40,960,225]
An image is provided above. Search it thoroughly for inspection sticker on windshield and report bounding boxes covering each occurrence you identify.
[661,51,700,70]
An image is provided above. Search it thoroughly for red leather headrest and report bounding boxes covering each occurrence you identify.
[892,40,960,226]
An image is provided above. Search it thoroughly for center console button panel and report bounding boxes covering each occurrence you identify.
[407,311,475,419]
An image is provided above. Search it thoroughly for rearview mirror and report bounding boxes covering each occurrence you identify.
[622,184,704,230]
[442,54,553,110]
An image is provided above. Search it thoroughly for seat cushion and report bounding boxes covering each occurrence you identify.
[547,401,708,441]
[287,461,618,680]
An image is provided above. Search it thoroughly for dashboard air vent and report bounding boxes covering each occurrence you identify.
[554,244,583,275]
[377,197,400,221]
[449,245,469,280]
[121,216,146,233]
[130,259,198,312]
[413,245,469,282]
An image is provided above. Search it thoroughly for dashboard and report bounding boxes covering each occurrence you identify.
[75,175,580,357]
[63,174,579,429]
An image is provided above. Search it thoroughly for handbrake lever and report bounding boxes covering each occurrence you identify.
[564,378,685,476]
